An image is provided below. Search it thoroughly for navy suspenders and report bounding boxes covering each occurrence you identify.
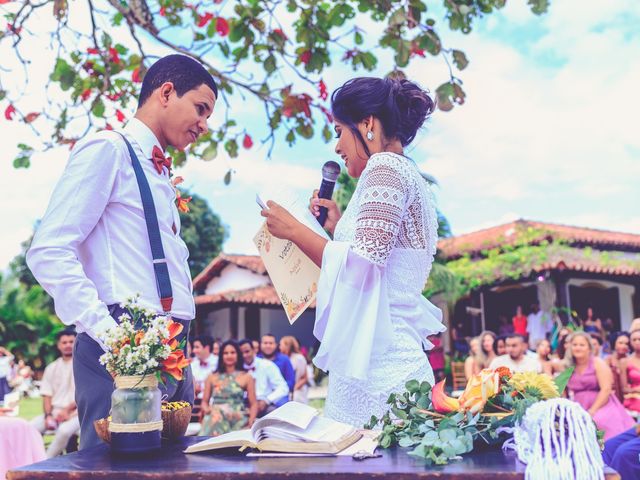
[117,133,174,313]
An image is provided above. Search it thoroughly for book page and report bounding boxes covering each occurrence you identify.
[251,401,318,439]
[183,429,254,453]
[259,415,355,443]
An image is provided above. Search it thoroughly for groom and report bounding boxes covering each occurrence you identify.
[27,54,217,449]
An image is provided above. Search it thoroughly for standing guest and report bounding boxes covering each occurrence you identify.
[526,303,552,349]
[512,306,528,338]
[259,334,295,393]
[536,339,553,376]
[566,332,634,441]
[498,315,514,337]
[621,330,640,413]
[606,332,630,402]
[31,329,80,458]
[26,54,218,449]
[494,336,507,356]
[200,341,257,436]
[464,337,484,380]
[238,339,289,416]
[489,334,541,373]
[583,307,603,336]
[0,346,14,403]
[191,335,218,400]
[603,425,640,480]
[451,322,469,357]
[426,333,446,383]
[279,336,309,403]
[479,331,497,368]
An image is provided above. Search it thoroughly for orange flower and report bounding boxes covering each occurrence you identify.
[495,366,512,384]
[431,379,460,413]
[458,369,501,414]
[175,190,192,213]
[134,330,144,346]
[162,349,190,381]
[162,320,183,345]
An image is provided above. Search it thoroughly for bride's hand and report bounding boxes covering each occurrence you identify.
[261,201,301,241]
[309,189,341,236]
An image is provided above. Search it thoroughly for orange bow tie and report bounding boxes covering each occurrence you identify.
[151,145,172,174]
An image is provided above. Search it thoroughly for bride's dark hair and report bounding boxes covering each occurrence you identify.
[331,76,435,157]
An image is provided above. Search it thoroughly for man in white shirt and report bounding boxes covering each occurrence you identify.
[526,303,553,349]
[489,334,541,373]
[27,55,218,449]
[239,339,289,416]
[31,330,80,457]
[190,335,218,399]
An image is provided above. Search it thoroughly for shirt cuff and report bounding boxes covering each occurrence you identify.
[89,316,118,352]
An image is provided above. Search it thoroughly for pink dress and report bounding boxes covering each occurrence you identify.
[0,417,46,478]
[623,363,640,412]
[567,356,635,441]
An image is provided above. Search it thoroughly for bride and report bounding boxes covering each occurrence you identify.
[261,76,444,427]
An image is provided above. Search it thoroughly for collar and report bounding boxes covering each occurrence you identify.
[123,118,164,160]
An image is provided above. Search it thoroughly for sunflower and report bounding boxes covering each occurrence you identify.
[508,371,559,400]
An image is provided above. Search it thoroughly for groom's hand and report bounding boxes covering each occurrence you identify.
[261,201,300,241]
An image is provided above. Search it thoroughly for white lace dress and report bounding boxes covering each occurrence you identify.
[313,152,445,428]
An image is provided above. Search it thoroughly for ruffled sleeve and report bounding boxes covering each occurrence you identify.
[313,155,409,380]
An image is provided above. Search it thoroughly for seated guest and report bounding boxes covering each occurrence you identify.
[566,332,634,441]
[630,318,640,334]
[497,315,514,337]
[251,339,260,355]
[258,334,295,393]
[200,341,257,437]
[607,332,630,402]
[479,331,497,368]
[191,335,218,400]
[279,336,309,403]
[0,346,13,403]
[494,336,507,356]
[239,339,289,416]
[464,337,483,380]
[549,329,572,375]
[536,339,553,376]
[31,329,80,457]
[603,425,640,480]
[590,333,606,359]
[489,334,541,373]
[0,412,46,480]
[621,330,640,413]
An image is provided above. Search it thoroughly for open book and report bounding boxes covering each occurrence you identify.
[184,401,362,455]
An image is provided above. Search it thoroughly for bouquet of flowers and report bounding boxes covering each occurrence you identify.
[98,297,190,383]
[367,366,575,465]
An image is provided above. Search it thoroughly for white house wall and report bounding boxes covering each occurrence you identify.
[204,264,270,295]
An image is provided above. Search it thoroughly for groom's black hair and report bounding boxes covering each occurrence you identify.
[137,54,218,108]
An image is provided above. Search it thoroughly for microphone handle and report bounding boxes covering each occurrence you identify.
[317,179,336,227]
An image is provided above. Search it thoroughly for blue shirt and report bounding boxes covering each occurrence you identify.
[259,352,295,392]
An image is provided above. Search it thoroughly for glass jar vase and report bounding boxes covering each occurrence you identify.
[109,375,162,454]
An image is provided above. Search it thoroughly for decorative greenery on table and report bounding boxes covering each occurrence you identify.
[366,367,576,466]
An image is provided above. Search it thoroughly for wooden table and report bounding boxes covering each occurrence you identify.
[8,436,620,479]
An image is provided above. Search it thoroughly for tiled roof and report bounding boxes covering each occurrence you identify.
[192,254,267,291]
[438,219,640,259]
[195,285,317,308]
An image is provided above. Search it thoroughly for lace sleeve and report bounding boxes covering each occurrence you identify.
[352,154,410,266]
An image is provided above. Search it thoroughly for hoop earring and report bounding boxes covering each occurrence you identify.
[366,131,374,141]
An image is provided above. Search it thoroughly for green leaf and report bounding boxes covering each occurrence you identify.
[202,142,218,161]
[224,169,232,185]
[264,55,276,74]
[388,8,406,27]
[354,31,363,45]
[554,365,575,394]
[398,436,416,448]
[91,98,105,118]
[405,379,420,393]
[452,50,469,70]
[224,139,238,158]
[420,381,432,394]
[439,428,457,443]
[112,12,124,26]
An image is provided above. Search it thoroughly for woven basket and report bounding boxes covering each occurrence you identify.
[94,403,192,443]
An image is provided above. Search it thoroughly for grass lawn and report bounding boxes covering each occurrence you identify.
[17,396,43,421]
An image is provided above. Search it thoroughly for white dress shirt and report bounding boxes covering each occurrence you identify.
[526,310,553,346]
[489,354,542,373]
[191,354,219,396]
[244,358,289,404]
[27,119,194,349]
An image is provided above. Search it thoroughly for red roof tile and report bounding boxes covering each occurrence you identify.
[195,285,316,308]
[438,219,640,259]
[193,254,267,291]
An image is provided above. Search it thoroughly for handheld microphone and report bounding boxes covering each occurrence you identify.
[317,161,341,227]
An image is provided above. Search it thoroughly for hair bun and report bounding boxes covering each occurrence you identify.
[391,79,435,146]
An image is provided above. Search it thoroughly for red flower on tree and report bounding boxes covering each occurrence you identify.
[216,17,229,36]
[4,104,16,120]
[115,109,126,123]
[105,123,114,131]
[108,47,120,64]
[86,47,99,55]
[197,12,214,28]
[242,134,253,149]
[159,6,166,16]
[299,50,312,65]
[131,67,142,83]
[80,88,92,101]
[24,112,40,123]
[319,79,328,101]
[273,28,287,40]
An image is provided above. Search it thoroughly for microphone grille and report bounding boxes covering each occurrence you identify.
[322,161,341,182]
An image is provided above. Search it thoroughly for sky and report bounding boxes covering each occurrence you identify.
[1,0,639,273]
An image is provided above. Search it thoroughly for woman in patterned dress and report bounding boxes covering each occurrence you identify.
[199,340,257,436]
[260,77,444,427]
